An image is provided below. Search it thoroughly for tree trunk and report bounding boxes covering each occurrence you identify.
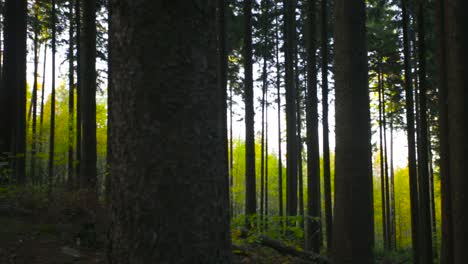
[320,0,333,253]
[68,0,75,189]
[2,0,27,184]
[377,62,388,250]
[332,0,373,262]
[30,3,40,184]
[415,0,433,262]
[48,0,57,188]
[445,0,468,262]
[401,0,420,262]
[107,1,232,262]
[243,0,256,222]
[75,0,82,182]
[275,7,284,227]
[305,0,321,253]
[80,0,97,189]
[435,0,452,262]
[284,0,298,218]
[39,44,47,184]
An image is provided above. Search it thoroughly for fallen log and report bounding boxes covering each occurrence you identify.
[256,235,329,263]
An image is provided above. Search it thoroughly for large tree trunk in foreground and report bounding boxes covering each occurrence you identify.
[80,0,97,189]
[445,0,468,263]
[107,1,231,263]
[1,0,27,183]
[332,0,373,262]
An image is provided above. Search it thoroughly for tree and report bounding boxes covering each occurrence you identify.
[107,1,232,262]
[274,3,284,225]
[30,0,40,183]
[284,0,298,218]
[332,0,373,262]
[400,0,420,261]
[80,0,97,189]
[305,0,321,253]
[435,0,452,262]
[415,0,433,262]
[243,0,256,222]
[48,0,57,187]
[320,0,333,253]
[1,0,27,183]
[68,0,75,188]
[445,0,468,262]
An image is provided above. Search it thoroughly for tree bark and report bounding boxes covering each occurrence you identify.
[435,0,452,262]
[415,0,433,262]
[48,0,57,188]
[332,0,373,262]
[68,0,75,189]
[107,1,232,263]
[1,0,27,183]
[445,0,468,263]
[401,0,420,262]
[284,0,298,218]
[320,0,333,253]
[243,0,256,222]
[305,0,321,253]
[80,0,97,189]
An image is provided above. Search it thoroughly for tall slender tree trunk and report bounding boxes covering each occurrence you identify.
[382,79,392,250]
[39,44,47,184]
[284,0,298,218]
[48,0,57,188]
[75,0,82,182]
[427,126,437,257]
[275,8,284,227]
[321,0,333,253]
[243,0,256,222]
[296,51,304,228]
[390,118,396,250]
[435,0,452,262]
[68,0,75,189]
[305,0,321,253]
[445,1,468,263]
[80,0,97,189]
[401,0,420,262]
[30,4,40,184]
[377,63,388,250]
[415,0,433,262]
[107,2,232,262]
[332,0,373,262]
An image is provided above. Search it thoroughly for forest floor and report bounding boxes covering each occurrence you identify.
[0,214,314,264]
[0,186,318,264]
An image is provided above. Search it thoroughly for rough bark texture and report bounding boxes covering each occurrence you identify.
[445,0,468,263]
[1,0,27,183]
[332,0,373,262]
[243,0,256,220]
[401,0,420,261]
[80,0,97,189]
[305,0,321,253]
[284,0,298,217]
[107,1,232,263]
